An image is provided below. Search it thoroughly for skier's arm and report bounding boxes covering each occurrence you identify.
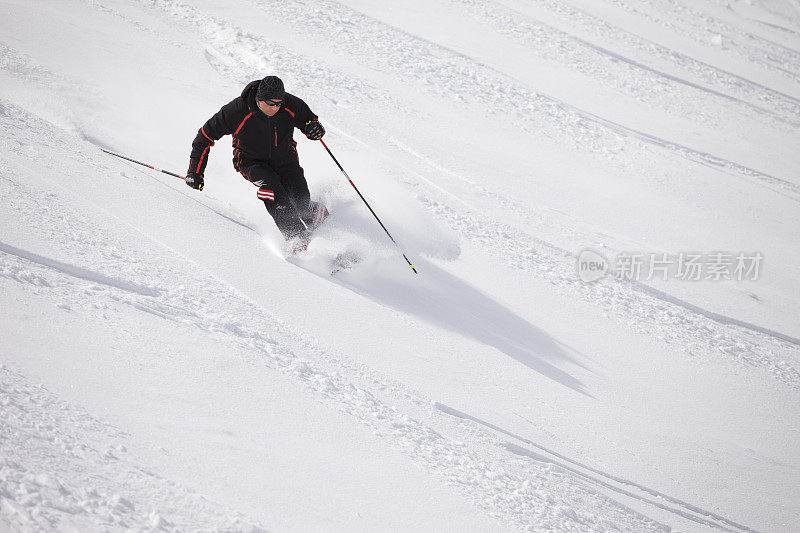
[187,99,243,176]
[288,97,324,140]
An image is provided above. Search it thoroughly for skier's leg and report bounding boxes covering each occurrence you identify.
[241,163,306,239]
[272,150,311,218]
[270,152,318,227]
[274,159,328,229]
[271,146,329,230]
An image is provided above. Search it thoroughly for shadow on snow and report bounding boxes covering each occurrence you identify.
[331,257,590,396]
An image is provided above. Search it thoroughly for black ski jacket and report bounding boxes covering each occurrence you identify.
[188,80,317,177]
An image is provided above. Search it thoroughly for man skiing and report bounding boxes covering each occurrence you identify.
[185,75,328,252]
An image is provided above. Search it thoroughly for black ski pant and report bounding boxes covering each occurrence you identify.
[239,156,311,239]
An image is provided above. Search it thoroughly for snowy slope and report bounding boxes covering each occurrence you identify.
[1,0,799,531]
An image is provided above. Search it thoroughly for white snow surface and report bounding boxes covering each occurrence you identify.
[1,0,799,531]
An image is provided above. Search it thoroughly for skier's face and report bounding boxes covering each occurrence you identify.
[257,98,282,117]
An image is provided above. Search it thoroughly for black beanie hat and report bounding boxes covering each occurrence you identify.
[257,76,285,101]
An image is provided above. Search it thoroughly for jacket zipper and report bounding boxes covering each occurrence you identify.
[274,127,277,148]
[263,114,273,158]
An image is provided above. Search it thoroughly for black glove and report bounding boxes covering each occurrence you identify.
[304,119,325,140]
[185,172,204,190]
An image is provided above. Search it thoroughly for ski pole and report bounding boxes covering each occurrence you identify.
[319,139,417,274]
[100,148,195,188]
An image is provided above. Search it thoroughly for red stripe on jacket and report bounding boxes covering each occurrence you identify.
[196,146,211,172]
[231,112,254,178]
[195,127,217,173]
[234,112,253,135]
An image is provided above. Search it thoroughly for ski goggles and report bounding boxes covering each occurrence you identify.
[261,99,283,107]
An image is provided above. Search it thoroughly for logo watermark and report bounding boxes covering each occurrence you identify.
[576,249,763,283]
[577,249,609,282]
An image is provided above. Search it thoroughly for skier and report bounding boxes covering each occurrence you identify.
[185,75,328,252]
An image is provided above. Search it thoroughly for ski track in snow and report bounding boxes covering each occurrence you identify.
[436,403,760,533]
[123,0,800,204]
[446,0,799,127]
[246,0,799,195]
[0,101,679,531]
[507,0,800,111]
[36,0,780,388]
[589,0,800,82]
[0,96,777,533]
[2,0,797,530]
[413,189,800,388]
[2,90,767,531]
[0,241,160,298]
[0,180,729,533]
[0,366,268,532]
[123,0,800,387]
[103,0,800,388]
